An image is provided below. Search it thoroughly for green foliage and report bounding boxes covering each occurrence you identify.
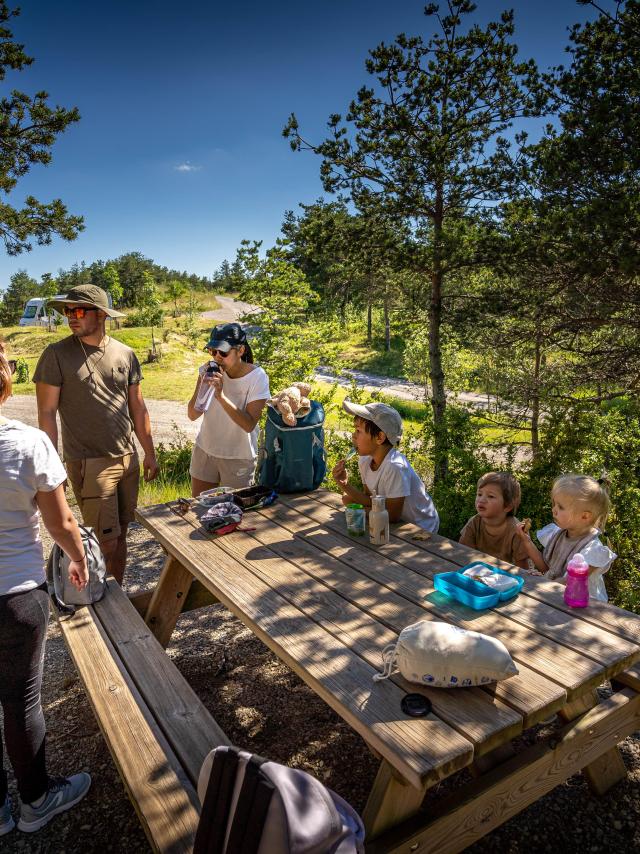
[126,271,165,327]
[323,428,362,494]
[14,356,28,383]
[0,269,38,324]
[55,252,214,308]
[0,2,83,254]
[166,279,187,316]
[154,426,193,483]
[212,258,245,292]
[237,240,341,391]
[139,426,192,505]
[176,288,206,348]
[39,273,58,299]
[103,264,123,307]
[284,0,547,481]
[519,398,640,612]
[419,404,490,539]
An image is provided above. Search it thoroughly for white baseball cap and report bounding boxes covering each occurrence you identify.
[341,400,403,445]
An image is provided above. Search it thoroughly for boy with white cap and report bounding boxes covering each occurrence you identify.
[332,401,439,532]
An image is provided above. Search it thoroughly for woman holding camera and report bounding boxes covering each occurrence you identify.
[187,323,270,496]
[0,344,91,835]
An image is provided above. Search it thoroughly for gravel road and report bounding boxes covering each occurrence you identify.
[2,396,198,449]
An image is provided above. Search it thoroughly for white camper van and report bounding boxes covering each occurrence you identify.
[19,297,68,327]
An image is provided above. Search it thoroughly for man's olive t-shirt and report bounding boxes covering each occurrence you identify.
[33,335,142,461]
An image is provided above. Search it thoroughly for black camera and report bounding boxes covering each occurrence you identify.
[206,361,221,375]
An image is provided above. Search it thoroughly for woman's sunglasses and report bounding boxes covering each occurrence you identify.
[206,347,236,357]
[63,306,99,319]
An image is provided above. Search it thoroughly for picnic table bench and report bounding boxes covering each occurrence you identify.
[57,488,640,853]
[56,577,229,853]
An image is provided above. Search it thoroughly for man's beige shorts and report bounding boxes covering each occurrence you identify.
[189,444,255,488]
[67,453,139,542]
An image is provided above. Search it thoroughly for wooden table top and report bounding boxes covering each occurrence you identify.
[135,489,640,792]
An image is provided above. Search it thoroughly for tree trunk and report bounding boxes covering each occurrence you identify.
[530,328,543,462]
[430,202,447,483]
[383,289,390,352]
[339,293,348,328]
[367,301,372,343]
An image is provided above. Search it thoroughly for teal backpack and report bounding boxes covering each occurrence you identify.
[259,401,326,493]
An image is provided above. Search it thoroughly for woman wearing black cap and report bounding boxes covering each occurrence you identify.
[187,323,270,496]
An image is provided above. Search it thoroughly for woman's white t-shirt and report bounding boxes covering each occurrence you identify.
[195,365,270,460]
[358,448,439,532]
[0,419,67,596]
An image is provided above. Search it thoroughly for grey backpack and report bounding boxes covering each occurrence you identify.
[195,746,365,854]
[47,525,107,613]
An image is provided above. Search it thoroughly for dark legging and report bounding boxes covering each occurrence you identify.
[0,583,49,805]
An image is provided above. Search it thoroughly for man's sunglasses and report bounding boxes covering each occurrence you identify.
[7,359,17,375]
[63,306,99,319]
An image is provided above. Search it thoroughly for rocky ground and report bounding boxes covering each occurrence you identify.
[0,515,639,853]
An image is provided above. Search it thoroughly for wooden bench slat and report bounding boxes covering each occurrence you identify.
[94,579,229,785]
[136,504,475,790]
[281,494,639,688]
[59,604,200,854]
[616,664,640,692]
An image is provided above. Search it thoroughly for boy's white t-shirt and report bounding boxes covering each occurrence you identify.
[0,419,67,595]
[358,448,439,532]
[196,366,270,460]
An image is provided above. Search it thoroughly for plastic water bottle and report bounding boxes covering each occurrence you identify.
[564,552,590,608]
[369,495,390,545]
[194,361,220,413]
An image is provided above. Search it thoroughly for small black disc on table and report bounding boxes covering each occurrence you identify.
[401,693,432,717]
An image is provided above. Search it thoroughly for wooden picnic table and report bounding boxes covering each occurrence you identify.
[135,489,640,853]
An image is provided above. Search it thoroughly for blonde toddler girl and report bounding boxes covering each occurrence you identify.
[516,474,616,602]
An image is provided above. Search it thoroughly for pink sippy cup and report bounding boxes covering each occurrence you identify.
[564,552,589,608]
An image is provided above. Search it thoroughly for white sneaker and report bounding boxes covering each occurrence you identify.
[0,796,15,837]
[17,773,91,833]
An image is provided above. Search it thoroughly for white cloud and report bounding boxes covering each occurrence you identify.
[174,161,201,172]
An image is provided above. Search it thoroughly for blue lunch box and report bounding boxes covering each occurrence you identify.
[433,561,524,610]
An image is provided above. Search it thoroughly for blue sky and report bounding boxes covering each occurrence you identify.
[0,0,596,285]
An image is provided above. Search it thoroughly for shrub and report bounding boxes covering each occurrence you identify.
[152,425,193,484]
[15,358,29,383]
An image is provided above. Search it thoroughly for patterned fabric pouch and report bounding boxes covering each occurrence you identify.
[201,501,245,535]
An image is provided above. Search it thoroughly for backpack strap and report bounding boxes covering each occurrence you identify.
[46,545,75,617]
[225,754,275,854]
[194,747,242,854]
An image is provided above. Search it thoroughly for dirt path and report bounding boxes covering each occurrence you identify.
[3,396,198,448]
[200,294,260,322]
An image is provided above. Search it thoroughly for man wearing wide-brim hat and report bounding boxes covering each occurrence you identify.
[33,284,158,584]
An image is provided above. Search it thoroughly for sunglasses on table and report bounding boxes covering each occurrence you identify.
[63,306,99,319]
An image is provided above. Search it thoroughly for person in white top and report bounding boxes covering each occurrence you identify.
[0,344,91,836]
[515,473,615,602]
[331,401,439,532]
[187,323,270,496]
